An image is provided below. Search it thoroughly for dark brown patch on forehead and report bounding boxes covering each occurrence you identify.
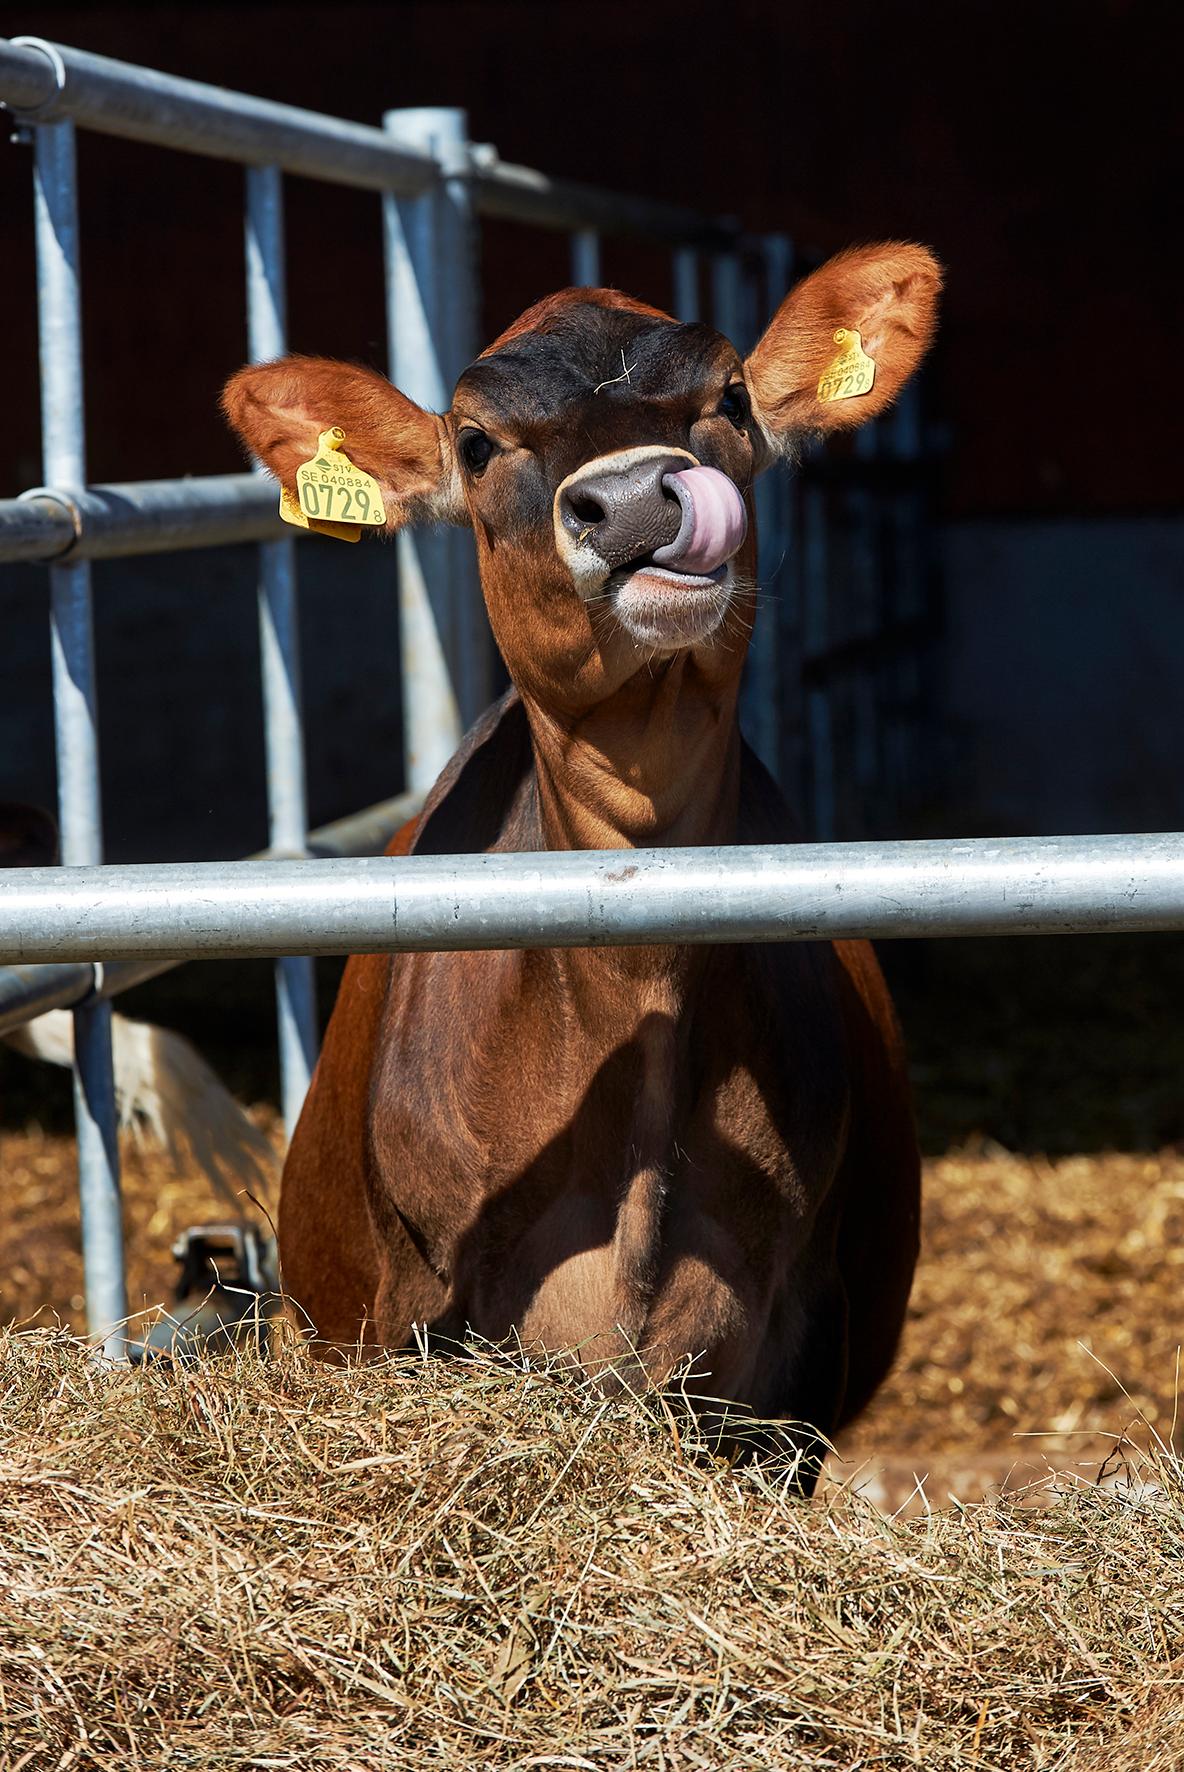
[452,289,745,544]
[455,300,735,434]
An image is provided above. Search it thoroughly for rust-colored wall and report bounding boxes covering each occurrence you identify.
[0,0,1170,517]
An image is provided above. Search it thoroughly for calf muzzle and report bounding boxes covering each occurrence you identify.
[558,451,688,572]
[557,449,748,585]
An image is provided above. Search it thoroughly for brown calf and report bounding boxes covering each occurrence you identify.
[224,244,940,1474]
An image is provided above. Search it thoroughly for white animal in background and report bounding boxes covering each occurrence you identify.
[0,802,277,1214]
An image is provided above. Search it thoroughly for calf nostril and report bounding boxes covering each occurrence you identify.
[559,454,692,568]
[568,492,605,526]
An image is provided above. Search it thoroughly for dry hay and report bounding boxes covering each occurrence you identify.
[1,1132,1182,1765]
[0,1326,1181,1770]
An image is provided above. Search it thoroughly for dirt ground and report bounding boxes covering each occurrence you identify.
[2,1120,1179,1484]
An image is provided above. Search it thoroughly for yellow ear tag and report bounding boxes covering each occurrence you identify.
[817,328,876,404]
[278,427,387,542]
[278,482,360,543]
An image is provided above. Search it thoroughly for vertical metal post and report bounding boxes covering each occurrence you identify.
[803,481,836,838]
[891,377,922,459]
[761,234,794,320]
[383,107,489,796]
[571,228,600,286]
[711,253,744,349]
[748,234,795,783]
[712,251,778,773]
[34,118,127,1357]
[885,377,925,820]
[807,685,837,841]
[245,164,316,1136]
[673,248,699,322]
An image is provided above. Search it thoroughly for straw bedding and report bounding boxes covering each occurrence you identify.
[0,1325,1180,1769]
[1,1128,1182,1765]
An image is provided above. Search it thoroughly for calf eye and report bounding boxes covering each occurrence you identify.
[459,429,495,475]
[718,383,750,429]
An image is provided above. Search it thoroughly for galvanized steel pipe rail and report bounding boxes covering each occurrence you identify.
[0,35,439,191]
[4,836,1184,964]
[32,103,128,1355]
[0,786,425,1036]
[0,475,282,565]
[0,37,739,245]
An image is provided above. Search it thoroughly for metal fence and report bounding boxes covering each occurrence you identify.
[1,36,1180,1359]
[0,34,800,1355]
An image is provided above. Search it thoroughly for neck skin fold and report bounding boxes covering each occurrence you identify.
[522,649,745,854]
[497,570,756,990]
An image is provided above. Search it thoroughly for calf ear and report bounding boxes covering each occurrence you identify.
[221,355,464,529]
[745,244,941,460]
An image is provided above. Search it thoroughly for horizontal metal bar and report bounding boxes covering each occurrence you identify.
[0,475,284,565]
[470,154,739,249]
[0,36,438,195]
[1,39,745,248]
[0,33,56,109]
[4,38,747,249]
[0,955,180,1038]
[0,492,71,563]
[0,960,94,1034]
[0,787,427,1030]
[3,835,1184,965]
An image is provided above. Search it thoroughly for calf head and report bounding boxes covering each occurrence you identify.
[224,244,939,718]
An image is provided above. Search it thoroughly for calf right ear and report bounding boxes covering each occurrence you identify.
[745,244,941,461]
[221,355,465,530]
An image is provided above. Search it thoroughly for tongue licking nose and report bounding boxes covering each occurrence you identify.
[653,466,748,577]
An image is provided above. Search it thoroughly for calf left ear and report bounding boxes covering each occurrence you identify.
[745,243,942,462]
[221,355,465,529]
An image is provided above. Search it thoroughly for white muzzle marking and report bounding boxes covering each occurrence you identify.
[552,445,697,591]
[552,445,744,652]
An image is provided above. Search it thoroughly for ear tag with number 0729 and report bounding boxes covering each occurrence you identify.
[278,427,387,542]
[816,328,876,404]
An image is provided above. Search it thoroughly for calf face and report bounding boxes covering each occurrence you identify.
[224,244,940,713]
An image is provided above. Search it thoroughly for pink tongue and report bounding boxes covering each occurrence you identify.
[655,466,748,576]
